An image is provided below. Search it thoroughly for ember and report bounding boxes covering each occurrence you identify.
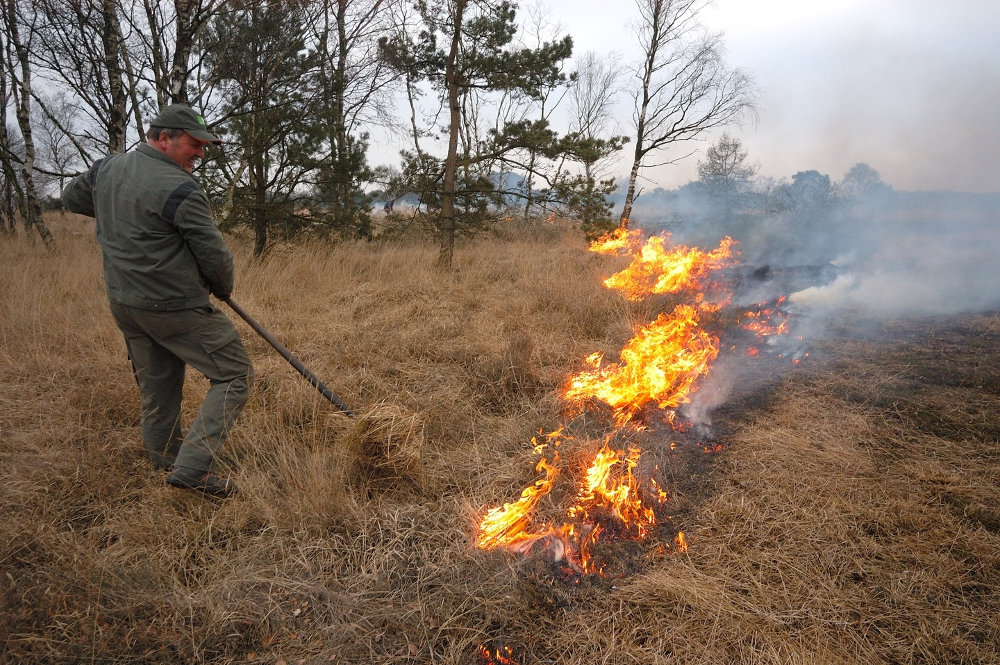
[741,297,791,337]
[477,643,519,665]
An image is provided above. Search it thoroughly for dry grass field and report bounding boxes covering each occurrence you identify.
[2,214,999,664]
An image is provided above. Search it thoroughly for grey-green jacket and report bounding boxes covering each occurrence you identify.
[63,144,234,311]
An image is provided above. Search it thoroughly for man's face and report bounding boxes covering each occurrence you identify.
[158,131,211,173]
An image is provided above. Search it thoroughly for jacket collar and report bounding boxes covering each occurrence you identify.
[137,142,192,176]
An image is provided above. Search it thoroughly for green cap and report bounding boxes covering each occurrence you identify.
[149,104,222,144]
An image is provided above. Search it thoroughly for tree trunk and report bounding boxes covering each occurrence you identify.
[251,153,267,256]
[0,124,21,235]
[437,0,465,269]
[220,156,248,224]
[112,9,145,138]
[170,0,197,103]
[5,0,53,247]
[619,2,656,230]
[143,0,168,106]
[619,152,642,230]
[326,0,352,215]
[0,25,20,235]
[101,0,126,153]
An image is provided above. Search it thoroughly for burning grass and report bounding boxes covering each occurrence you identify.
[2,215,999,663]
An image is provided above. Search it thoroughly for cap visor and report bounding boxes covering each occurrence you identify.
[187,129,223,144]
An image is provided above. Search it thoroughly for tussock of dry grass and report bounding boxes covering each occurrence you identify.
[341,402,425,482]
[2,215,999,664]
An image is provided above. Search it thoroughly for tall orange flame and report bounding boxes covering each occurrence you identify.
[602,235,735,301]
[564,304,720,425]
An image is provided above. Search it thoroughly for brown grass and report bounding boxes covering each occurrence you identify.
[2,214,999,664]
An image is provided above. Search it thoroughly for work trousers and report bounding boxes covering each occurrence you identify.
[110,301,253,473]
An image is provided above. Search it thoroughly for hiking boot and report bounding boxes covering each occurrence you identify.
[167,466,237,498]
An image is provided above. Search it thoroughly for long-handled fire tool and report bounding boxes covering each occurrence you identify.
[222,296,355,418]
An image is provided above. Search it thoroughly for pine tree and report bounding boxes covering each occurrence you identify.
[380,0,573,267]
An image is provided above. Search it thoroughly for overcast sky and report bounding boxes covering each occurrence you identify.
[543,0,1000,193]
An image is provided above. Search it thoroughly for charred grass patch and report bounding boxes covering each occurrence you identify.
[2,218,999,664]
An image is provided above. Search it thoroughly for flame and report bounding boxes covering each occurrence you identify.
[476,455,561,552]
[742,296,790,337]
[564,304,720,425]
[589,227,643,255]
[477,644,519,665]
[476,434,664,575]
[568,443,656,539]
[476,230,795,575]
[602,235,735,302]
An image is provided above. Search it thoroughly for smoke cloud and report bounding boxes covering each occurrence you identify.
[646,189,1000,432]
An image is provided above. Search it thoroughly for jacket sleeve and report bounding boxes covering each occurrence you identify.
[61,160,105,217]
[171,187,235,298]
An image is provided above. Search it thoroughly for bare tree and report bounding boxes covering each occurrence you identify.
[27,0,132,154]
[34,92,83,217]
[619,0,756,228]
[313,0,398,236]
[570,51,621,177]
[128,0,223,106]
[552,49,629,233]
[0,26,21,234]
[1,0,53,246]
[696,132,756,216]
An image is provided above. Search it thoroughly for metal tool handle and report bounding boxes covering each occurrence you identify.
[222,296,355,418]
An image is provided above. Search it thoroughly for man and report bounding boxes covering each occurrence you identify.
[63,103,253,498]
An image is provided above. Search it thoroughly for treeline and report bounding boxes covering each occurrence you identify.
[0,0,756,264]
[633,134,920,273]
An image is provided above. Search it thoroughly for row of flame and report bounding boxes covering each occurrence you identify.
[475,228,790,577]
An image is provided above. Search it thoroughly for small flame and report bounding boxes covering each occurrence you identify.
[649,477,669,503]
[589,228,643,255]
[477,644,519,665]
[741,297,790,337]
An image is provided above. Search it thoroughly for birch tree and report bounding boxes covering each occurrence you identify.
[619,0,756,228]
[0,29,21,234]
[128,0,224,106]
[29,0,131,154]
[1,0,53,246]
